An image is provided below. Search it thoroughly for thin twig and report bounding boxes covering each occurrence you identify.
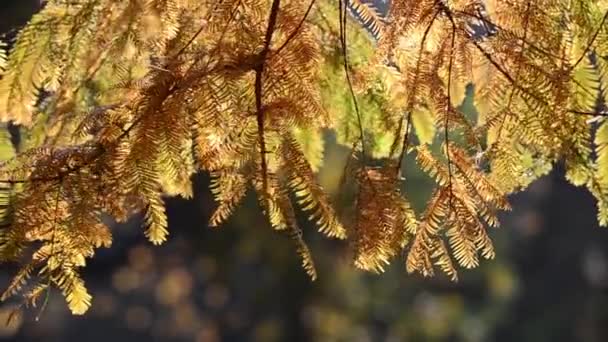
[339,0,367,158]
[493,0,531,144]
[272,0,317,58]
[36,179,63,321]
[573,10,608,69]
[392,9,440,177]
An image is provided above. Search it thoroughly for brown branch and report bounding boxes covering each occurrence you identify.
[255,0,282,195]
[569,109,608,117]
[453,9,563,61]
[393,111,412,178]
[573,10,608,69]
[272,0,316,58]
[339,0,367,159]
[173,0,230,59]
[454,8,595,100]
[494,0,531,143]
[442,3,457,210]
[392,9,440,177]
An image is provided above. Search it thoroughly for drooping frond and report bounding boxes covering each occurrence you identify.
[410,143,506,277]
[406,188,457,281]
[286,217,318,281]
[0,263,35,302]
[0,5,59,125]
[596,120,608,225]
[281,135,346,239]
[55,268,92,315]
[351,166,417,273]
[252,172,318,280]
[209,170,249,227]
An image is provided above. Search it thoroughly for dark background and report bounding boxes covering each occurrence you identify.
[1,2,608,341]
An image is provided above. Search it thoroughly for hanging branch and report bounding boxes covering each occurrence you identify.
[339,0,367,158]
[442,3,457,210]
[392,9,440,177]
[255,0,282,195]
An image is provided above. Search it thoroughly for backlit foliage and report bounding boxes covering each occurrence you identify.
[0,0,607,315]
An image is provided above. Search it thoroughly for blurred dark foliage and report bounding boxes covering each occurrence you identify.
[1,2,608,341]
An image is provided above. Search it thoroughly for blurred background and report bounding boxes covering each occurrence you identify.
[2,1,608,341]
